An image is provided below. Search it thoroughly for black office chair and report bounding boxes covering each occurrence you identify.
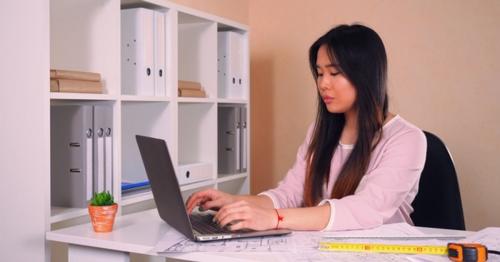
[410,131,466,230]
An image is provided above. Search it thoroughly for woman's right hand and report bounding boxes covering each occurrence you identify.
[185,188,238,214]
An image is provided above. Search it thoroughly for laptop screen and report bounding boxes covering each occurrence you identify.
[135,135,195,240]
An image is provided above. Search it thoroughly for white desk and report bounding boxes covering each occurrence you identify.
[46,209,471,262]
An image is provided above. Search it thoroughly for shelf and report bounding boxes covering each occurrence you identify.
[50,0,120,97]
[180,179,217,191]
[50,92,118,101]
[120,178,217,206]
[177,97,216,103]
[121,102,171,188]
[217,175,249,195]
[121,0,168,10]
[121,189,154,206]
[51,176,222,222]
[121,95,170,102]
[178,18,217,99]
[217,98,248,104]
[50,206,88,224]
[178,11,212,24]
[46,0,249,231]
[217,173,248,183]
[178,103,217,165]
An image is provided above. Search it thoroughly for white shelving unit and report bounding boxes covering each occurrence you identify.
[49,0,250,224]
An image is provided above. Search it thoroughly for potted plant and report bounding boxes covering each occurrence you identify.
[88,191,118,233]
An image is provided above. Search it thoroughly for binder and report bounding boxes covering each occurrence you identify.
[218,105,248,174]
[122,8,167,97]
[176,163,212,185]
[121,180,150,192]
[51,104,114,208]
[51,105,94,208]
[154,11,166,96]
[121,8,155,96]
[93,105,113,195]
[218,105,239,174]
[240,106,247,172]
[218,31,244,98]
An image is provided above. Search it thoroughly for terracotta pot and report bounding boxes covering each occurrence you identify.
[88,203,118,233]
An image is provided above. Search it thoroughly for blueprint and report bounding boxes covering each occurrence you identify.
[153,223,471,262]
[159,231,318,253]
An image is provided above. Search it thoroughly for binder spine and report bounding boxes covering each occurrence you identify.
[236,119,241,172]
[217,32,227,97]
[93,105,113,194]
[51,105,94,208]
[240,107,247,172]
[154,11,166,97]
[121,8,155,96]
[105,128,113,194]
[86,130,93,200]
[217,31,244,99]
[96,128,105,193]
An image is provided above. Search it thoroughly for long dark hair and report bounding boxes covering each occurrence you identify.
[304,24,389,206]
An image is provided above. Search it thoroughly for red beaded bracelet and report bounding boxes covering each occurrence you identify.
[274,209,284,229]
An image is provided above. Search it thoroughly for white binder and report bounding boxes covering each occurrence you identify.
[104,128,113,194]
[240,106,247,172]
[176,163,212,185]
[154,11,166,96]
[51,105,94,208]
[121,8,155,96]
[218,105,247,174]
[51,104,114,208]
[218,31,244,98]
[94,105,113,195]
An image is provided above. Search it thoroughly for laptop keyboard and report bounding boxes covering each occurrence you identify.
[190,214,232,234]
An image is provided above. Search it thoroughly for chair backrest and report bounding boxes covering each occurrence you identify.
[410,131,466,230]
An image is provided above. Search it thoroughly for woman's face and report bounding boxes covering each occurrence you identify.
[315,44,357,114]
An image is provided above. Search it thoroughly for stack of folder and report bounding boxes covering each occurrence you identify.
[50,69,103,93]
[178,80,207,98]
[121,180,150,193]
[51,104,113,208]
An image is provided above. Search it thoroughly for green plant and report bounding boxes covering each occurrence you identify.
[90,191,115,206]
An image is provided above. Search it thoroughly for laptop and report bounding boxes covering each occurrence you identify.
[135,135,291,242]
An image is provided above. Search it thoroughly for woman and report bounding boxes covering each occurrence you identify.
[186,24,426,231]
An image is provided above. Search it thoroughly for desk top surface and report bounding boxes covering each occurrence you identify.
[46,208,471,261]
[47,209,166,255]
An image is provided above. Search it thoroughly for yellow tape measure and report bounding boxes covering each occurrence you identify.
[319,242,448,255]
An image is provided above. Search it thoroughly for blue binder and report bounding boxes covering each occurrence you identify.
[121,180,150,192]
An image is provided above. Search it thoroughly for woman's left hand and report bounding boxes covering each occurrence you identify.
[213,200,277,231]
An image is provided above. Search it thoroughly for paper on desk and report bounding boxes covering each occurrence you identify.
[315,223,469,262]
[253,231,452,262]
[322,222,466,239]
[151,226,187,253]
[153,223,463,255]
[153,229,329,253]
[282,250,449,262]
[316,224,448,262]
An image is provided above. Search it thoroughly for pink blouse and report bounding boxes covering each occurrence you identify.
[260,115,427,231]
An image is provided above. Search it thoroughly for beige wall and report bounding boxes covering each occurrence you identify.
[250,0,500,231]
[170,0,249,24]
[173,0,500,230]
